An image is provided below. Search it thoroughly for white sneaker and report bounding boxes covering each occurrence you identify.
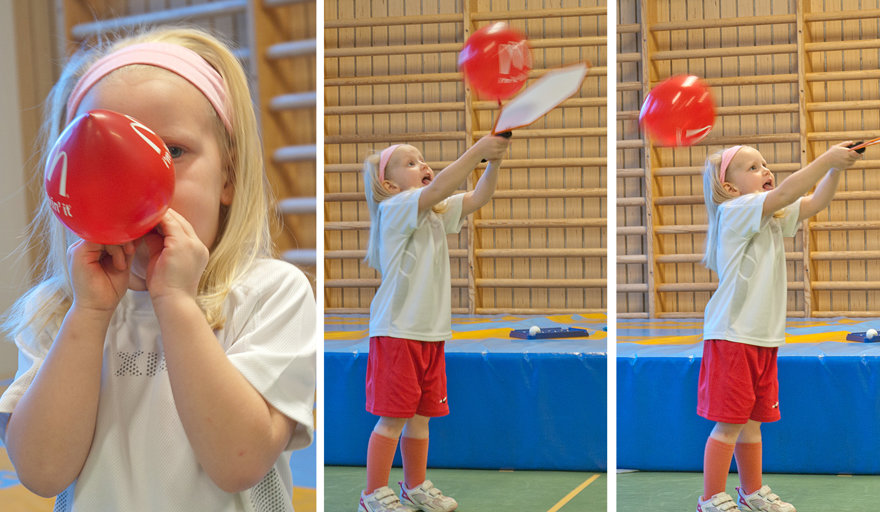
[399,480,458,512]
[736,485,796,512]
[697,492,741,512]
[359,486,417,512]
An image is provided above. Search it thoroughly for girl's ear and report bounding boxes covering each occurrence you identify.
[721,181,738,195]
[220,166,235,205]
[381,179,400,194]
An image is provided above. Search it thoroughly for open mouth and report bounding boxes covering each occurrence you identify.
[422,173,433,185]
[763,179,774,191]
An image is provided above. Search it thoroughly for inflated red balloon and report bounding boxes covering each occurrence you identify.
[458,22,531,101]
[639,74,716,147]
[45,109,175,245]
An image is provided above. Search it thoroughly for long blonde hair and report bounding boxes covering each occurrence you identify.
[2,26,275,338]
[701,149,737,273]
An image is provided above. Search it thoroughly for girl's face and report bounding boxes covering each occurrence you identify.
[75,67,233,285]
[723,146,775,196]
[382,145,434,192]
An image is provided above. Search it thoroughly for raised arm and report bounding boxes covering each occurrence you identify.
[461,158,502,217]
[763,142,860,216]
[418,135,510,213]
[797,167,843,222]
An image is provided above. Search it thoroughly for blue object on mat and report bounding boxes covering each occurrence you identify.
[846,331,880,342]
[618,340,880,474]
[325,321,606,471]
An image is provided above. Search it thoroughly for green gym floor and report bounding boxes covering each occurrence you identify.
[617,471,880,511]
[325,467,606,511]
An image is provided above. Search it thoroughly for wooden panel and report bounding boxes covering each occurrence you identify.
[619,0,880,318]
[325,0,607,314]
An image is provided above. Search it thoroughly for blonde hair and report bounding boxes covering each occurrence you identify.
[362,145,446,271]
[701,149,736,273]
[3,25,275,338]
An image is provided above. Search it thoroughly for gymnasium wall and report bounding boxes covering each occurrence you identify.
[324,0,607,314]
[618,0,880,318]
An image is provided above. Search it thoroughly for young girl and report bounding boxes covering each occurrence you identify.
[0,27,315,511]
[358,137,510,512]
[697,143,860,512]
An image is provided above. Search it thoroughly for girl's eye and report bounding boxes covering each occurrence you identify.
[166,146,184,158]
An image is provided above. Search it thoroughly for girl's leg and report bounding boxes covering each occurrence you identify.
[734,420,763,494]
[702,421,746,500]
[400,414,430,488]
[366,416,408,494]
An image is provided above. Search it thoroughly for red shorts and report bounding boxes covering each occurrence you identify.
[365,336,449,418]
[697,339,780,424]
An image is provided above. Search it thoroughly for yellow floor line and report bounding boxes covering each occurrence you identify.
[546,473,601,512]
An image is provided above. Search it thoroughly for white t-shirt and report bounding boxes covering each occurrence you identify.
[0,258,316,512]
[703,193,802,347]
[369,188,465,341]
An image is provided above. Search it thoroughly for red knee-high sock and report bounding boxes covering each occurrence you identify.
[366,432,400,494]
[703,437,736,500]
[734,442,763,495]
[400,436,429,489]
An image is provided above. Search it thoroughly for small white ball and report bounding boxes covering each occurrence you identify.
[529,325,541,336]
[867,328,878,340]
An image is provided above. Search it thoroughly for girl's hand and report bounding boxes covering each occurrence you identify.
[67,239,135,313]
[141,209,209,302]
[822,141,862,170]
[474,134,510,162]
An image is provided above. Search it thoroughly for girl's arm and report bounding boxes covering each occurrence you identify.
[762,142,859,216]
[5,241,133,497]
[146,210,294,493]
[418,135,509,213]
[461,158,501,217]
[797,167,843,222]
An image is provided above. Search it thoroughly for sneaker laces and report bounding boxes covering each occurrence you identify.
[371,487,406,509]
[702,492,738,511]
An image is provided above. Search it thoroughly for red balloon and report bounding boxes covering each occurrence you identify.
[639,74,716,147]
[458,22,531,101]
[45,109,175,245]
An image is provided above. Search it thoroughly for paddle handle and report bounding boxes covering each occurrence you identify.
[481,131,512,163]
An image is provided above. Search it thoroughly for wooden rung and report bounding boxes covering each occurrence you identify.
[325,42,461,58]
[616,169,646,179]
[617,283,649,292]
[325,132,465,144]
[657,281,805,292]
[804,9,880,22]
[812,281,880,290]
[807,69,880,82]
[649,13,795,31]
[267,39,317,59]
[654,224,707,234]
[324,157,607,173]
[617,52,641,63]
[493,188,606,199]
[70,0,247,39]
[265,0,310,6]
[324,67,607,87]
[616,255,647,264]
[616,197,646,207]
[655,195,702,206]
[811,250,880,260]
[325,249,468,259]
[475,248,607,258]
[617,312,650,319]
[278,197,316,215]
[324,101,465,115]
[470,6,605,21]
[473,128,608,139]
[811,311,880,318]
[618,226,647,235]
[653,252,803,264]
[270,92,316,111]
[807,131,880,142]
[651,44,796,61]
[476,307,607,315]
[807,100,880,111]
[617,24,640,34]
[617,140,645,150]
[805,39,880,52]
[617,82,642,92]
[274,145,316,163]
[700,74,797,87]
[474,218,606,228]
[326,278,469,288]
[476,278,606,288]
[281,249,316,266]
[810,221,880,231]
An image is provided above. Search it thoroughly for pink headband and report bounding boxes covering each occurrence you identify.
[379,144,401,182]
[719,145,743,183]
[66,42,232,132]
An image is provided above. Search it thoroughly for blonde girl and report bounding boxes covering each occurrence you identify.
[696,143,859,512]
[0,26,315,512]
[358,136,509,512]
